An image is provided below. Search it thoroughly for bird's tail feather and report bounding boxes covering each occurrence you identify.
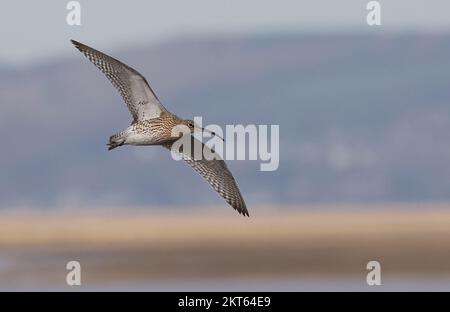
[108,132,126,150]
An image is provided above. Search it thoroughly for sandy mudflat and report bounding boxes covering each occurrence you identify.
[0,203,449,289]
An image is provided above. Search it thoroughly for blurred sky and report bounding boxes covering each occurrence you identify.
[1,0,450,65]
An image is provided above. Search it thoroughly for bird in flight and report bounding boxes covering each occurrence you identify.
[71,40,249,217]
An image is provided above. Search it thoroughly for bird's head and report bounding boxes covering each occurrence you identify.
[183,119,224,141]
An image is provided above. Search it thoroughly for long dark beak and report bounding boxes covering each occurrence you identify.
[202,127,224,141]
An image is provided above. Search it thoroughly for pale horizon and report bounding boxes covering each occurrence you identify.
[1,0,450,65]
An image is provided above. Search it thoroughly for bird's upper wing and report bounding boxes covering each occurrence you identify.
[163,136,249,217]
[71,40,167,123]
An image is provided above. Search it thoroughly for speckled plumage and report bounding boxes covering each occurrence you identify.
[72,40,249,217]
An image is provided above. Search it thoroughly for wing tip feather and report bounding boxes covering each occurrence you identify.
[70,39,81,49]
[237,204,250,217]
[70,40,88,54]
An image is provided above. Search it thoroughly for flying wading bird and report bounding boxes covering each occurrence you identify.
[71,40,249,216]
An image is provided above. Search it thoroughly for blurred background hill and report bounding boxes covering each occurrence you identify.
[1,33,450,210]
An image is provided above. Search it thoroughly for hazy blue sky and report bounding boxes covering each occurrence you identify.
[1,0,450,65]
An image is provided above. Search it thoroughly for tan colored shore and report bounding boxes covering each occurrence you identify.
[0,203,449,247]
[0,203,450,284]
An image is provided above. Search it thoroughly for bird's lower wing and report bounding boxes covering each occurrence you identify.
[163,136,249,217]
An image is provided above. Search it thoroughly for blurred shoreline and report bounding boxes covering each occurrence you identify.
[0,203,450,290]
[1,202,450,248]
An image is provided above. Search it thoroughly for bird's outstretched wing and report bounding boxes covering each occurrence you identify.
[163,137,249,217]
[71,40,167,123]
